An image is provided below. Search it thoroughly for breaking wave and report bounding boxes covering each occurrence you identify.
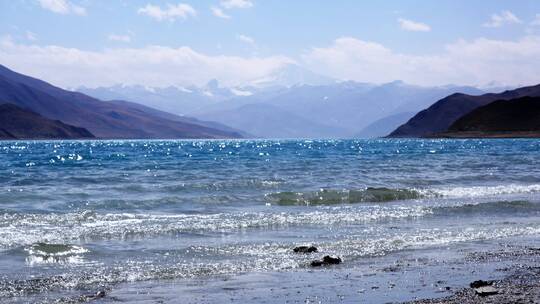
[25,243,89,265]
[0,206,429,250]
[265,187,424,206]
[266,184,540,206]
[431,184,540,198]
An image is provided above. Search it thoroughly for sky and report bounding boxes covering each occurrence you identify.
[1,0,540,89]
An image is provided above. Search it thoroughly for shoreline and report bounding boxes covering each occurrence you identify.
[429,131,540,139]
[3,238,539,303]
[78,237,540,303]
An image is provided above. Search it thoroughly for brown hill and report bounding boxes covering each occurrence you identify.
[437,96,540,138]
[0,103,94,139]
[0,65,243,139]
[388,84,540,137]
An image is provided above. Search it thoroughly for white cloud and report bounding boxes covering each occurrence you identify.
[3,29,540,90]
[211,6,230,19]
[37,0,86,15]
[108,34,131,43]
[230,88,253,96]
[483,10,522,28]
[302,36,540,87]
[0,37,293,88]
[531,14,540,26]
[236,34,255,46]
[220,0,253,9]
[398,18,431,32]
[138,3,196,21]
[25,31,37,41]
[212,0,252,19]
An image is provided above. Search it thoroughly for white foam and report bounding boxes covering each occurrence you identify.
[24,243,89,265]
[430,184,540,198]
[0,206,430,249]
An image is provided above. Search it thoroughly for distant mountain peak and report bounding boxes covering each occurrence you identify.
[251,63,336,88]
[384,80,406,86]
[230,88,253,96]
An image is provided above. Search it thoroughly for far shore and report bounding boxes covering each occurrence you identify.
[430,131,540,139]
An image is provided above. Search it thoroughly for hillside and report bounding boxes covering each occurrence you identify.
[436,96,540,138]
[388,84,540,137]
[0,65,242,139]
[0,103,94,139]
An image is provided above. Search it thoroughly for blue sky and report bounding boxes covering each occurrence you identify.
[1,0,540,88]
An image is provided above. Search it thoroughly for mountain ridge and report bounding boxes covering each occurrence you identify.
[435,96,540,138]
[0,103,94,139]
[0,65,243,139]
[80,80,484,138]
[388,84,540,137]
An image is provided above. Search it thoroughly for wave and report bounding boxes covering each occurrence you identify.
[2,186,539,250]
[432,200,540,216]
[265,184,540,206]
[24,242,88,265]
[0,206,429,250]
[265,187,424,206]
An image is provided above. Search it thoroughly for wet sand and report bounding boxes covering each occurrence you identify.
[88,237,539,303]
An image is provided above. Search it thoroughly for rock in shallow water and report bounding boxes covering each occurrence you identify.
[293,246,318,253]
[310,255,342,267]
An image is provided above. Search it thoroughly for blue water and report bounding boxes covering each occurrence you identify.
[1,139,540,302]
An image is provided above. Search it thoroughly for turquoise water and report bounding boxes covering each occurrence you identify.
[1,139,540,301]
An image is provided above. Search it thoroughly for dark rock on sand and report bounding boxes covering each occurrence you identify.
[468,281,498,297]
[469,280,493,288]
[323,255,342,264]
[293,246,318,253]
[310,255,342,267]
[310,260,324,267]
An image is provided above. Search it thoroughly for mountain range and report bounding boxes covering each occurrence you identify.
[80,78,483,139]
[5,63,538,140]
[0,65,243,139]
